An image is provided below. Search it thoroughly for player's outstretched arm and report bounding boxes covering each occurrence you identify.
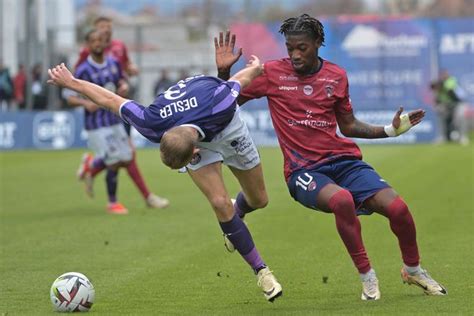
[47,63,127,115]
[337,106,425,138]
[214,30,242,80]
[228,55,263,89]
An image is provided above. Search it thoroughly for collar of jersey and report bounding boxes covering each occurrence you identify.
[87,55,108,69]
[180,124,205,140]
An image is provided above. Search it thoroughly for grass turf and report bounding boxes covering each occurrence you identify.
[0,144,473,315]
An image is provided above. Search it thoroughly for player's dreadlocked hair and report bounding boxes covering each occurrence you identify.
[279,14,325,46]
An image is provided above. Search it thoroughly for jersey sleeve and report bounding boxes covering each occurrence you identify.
[74,65,91,81]
[335,71,353,114]
[211,80,241,114]
[239,65,269,100]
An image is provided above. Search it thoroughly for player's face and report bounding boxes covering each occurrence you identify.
[285,34,320,75]
[95,20,112,42]
[88,32,105,56]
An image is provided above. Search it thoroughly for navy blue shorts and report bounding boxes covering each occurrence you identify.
[287,159,391,215]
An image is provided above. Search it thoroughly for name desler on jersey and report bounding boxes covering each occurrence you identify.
[120,75,241,143]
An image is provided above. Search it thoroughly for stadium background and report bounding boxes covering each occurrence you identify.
[1,1,473,315]
[1,0,473,150]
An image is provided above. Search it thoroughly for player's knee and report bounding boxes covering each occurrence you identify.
[328,190,355,213]
[209,195,233,215]
[250,193,269,209]
[386,197,410,220]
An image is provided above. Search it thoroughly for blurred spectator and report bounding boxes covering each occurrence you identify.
[75,16,138,77]
[13,64,26,110]
[153,68,173,96]
[31,63,48,110]
[430,70,461,142]
[177,68,190,81]
[0,60,13,111]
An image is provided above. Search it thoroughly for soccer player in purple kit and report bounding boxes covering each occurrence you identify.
[214,14,446,301]
[47,55,283,302]
[65,29,136,214]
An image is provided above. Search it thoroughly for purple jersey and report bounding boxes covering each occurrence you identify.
[120,75,240,143]
[75,56,123,130]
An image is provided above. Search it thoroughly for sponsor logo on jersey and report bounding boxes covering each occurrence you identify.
[308,181,317,191]
[230,136,253,154]
[325,85,334,97]
[190,153,201,165]
[303,85,313,95]
[279,75,298,81]
[317,78,339,84]
[288,119,334,129]
[278,86,298,91]
[33,112,75,149]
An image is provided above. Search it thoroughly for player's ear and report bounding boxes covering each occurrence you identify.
[315,39,322,49]
[192,147,200,155]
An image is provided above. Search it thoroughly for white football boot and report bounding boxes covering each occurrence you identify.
[361,275,381,300]
[257,267,283,302]
[401,268,447,295]
[146,193,170,209]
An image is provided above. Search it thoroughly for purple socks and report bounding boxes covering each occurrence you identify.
[219,213,265,273]
[106,169,118,203]
[235,191,257,218]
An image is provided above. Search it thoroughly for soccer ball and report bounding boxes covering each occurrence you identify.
[50,272,95,312]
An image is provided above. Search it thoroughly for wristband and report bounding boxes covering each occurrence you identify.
[384,124,397,137]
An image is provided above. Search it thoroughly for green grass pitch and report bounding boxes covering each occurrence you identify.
[1,144,473,315]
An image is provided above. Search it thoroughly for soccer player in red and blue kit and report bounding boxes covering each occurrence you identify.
[215,14,446,300]
[48,55,283,302]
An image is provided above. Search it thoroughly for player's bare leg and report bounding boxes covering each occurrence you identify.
[188,162,282,302]
[364,188,447,295]
[76,153,95,198]
[229,164,269,218]
[317,183,379,300]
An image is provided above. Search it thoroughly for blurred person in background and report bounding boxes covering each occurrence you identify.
[430,70,468,144]
[31,63,48,110]
[0,60,13,111]
[76,16,169,209]
[153,68,173,96]
[48,54,283,302]
[68,29,132,214]
[75,16,138,76]
[68,29,167,214]
[215,14,446,301]
[13,64,26,110]
[177,68,191,81]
